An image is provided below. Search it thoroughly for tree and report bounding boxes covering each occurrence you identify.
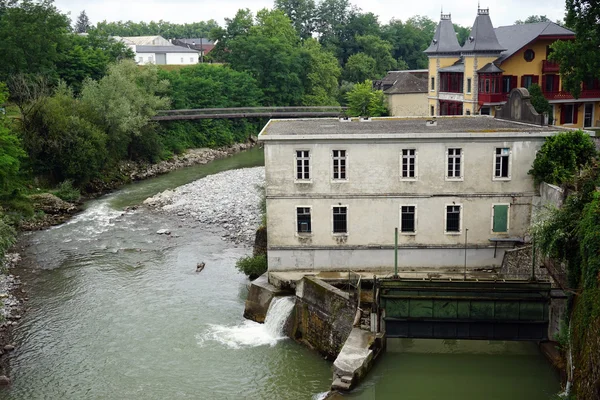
[226,9,304,106]
[343,52,376,83]
[274,0,316,39]
[0,83,25,193]
[299,39,340,105]
[345,80,387,117]
[550,0,600,98]
[80,60,170,163]
[515,15,550,24]
[0,0,71,81]
[74,10,91,33]
[208,9,254,62]
[355,34,396,77]
[528,84,552,117]
[528,130,597,185]
[95,19,220,39]
[381,17,432,69]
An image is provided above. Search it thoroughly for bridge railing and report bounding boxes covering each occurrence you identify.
[152,106,349,121]
[156,106,348,115]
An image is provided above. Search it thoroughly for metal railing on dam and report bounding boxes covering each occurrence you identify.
[152,106,348,121]
[377,278,552,341]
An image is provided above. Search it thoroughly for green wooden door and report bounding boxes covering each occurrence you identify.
[493,205,508,233]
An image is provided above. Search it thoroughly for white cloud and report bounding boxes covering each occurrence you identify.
[56,0,566,29]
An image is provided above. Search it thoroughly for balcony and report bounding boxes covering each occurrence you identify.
[542,60,560,73]
[544,89,600,101]
[478,93,508,104]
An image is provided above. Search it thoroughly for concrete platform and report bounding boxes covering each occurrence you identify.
[332,328,376,391]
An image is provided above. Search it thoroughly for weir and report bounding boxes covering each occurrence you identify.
[378,278,552,341]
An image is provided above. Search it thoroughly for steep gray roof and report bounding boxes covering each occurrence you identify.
[495,22,575,63]
[477,62,504,73]
[461,9,506,53]
[175,38,215,45]
[136,45,199,54]
[424,15,461,54]
[439,63,465,73]
[383,71,428,94]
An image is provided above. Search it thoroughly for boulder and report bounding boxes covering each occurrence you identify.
[29,193,77,215]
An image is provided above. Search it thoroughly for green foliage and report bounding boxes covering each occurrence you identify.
[274,0,316,39]
[52,180,80,202]
[299,39,340,105]
[345,80,387,117]
[96,19,220,39]
[0,213,16,259]
[80,60,170,163]
[344,53,376,83]
[515,15,550,24]
[355,35,396,78]
[0,0,71,82]
[578,191,600,289]
[0,83,25,193]
[550,1,600,98]
[235,254,267,280]
[528,83,552,116]
[528,130,597,185]
[73,10,91,33]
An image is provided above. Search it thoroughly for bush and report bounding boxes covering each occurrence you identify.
[529,130,597,185]
[52,180,80,202]
[0,214,16,259]
[235,254,267,280]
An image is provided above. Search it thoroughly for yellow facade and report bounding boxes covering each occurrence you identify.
[428,56,460,115]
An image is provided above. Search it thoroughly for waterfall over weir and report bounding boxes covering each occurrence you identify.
[196,296,295,349]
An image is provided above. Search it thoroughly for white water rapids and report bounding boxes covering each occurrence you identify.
[197,296,295,349]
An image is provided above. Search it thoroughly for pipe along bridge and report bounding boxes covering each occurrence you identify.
[152,106,348,121]
[377,279,552,341]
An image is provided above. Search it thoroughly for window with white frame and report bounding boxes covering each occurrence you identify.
[401,149,416,179]
[467,78,472,94]
[494,148,511,179]
[190,57,194,63]
[400,206,416,233]
[181,57,184,63]
[333,206,347,234]
[138,57,144,63]
[447,148,462,179]
[296,207,312,233]
[446,205,461,233]
[332,150,347,180]
[296,150,310,180]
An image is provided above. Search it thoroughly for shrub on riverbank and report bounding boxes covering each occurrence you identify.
[52,180,80,203]
[236,254,267,280]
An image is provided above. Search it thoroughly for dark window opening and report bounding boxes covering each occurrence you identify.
[297,207,311,233]
[447,148,462,178]
[495,148,510,178]
[333,207,347,234]
[402,149,416,178]
[296,150,310,180]
[332,150,346,180]
[401,206,415,233]
[446,205,461,232]
[524,49,535,62]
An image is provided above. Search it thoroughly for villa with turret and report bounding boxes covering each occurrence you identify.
[425,8,599,129]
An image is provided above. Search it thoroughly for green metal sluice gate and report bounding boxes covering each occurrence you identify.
[378,279,551,341]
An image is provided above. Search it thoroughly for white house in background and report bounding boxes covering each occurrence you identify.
[258,113,564,273]
[114,35,200,65]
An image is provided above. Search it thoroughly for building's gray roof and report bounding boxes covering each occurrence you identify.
[495,22,575,63]
[461,9,506,53]
[477,62,504,73]
[260,117,561,138]
[382,71,428,94]
[424,15,462,54]
[136,45,199,53]
[175,38,215,45]
[439,63,465,73]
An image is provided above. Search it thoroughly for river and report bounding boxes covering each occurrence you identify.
[2,148,560,399]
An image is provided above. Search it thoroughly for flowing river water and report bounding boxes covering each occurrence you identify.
[2,148,560,399]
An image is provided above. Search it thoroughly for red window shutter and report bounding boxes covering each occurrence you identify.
[532,75,539,85]
[511,76,517,90]
[520,76,525,87]
[560,105,566,124]
[573,104,578,124]
[554,75,560,92]
[541,75,547,92]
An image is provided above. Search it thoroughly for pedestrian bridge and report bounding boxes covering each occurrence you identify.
[152,106,347,121]
[378,279,552,341]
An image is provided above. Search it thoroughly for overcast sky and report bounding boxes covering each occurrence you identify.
[54,0,566,29]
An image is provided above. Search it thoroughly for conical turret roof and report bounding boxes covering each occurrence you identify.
[424,14,461,55]
[461,8,506,53]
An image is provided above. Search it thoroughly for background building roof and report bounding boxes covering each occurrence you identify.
[375,70,428,94]
[494,22,575,63]
[461,8,506,53]
[424,14,462,54]
[136,45,199,53]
